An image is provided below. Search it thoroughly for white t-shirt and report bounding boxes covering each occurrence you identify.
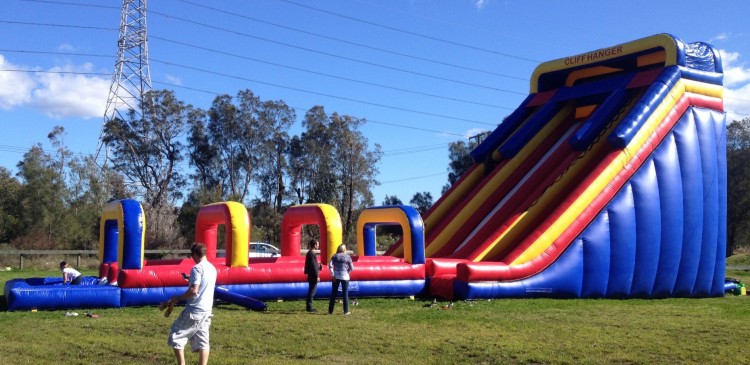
[63,267,81,282]
[184,259,217,315]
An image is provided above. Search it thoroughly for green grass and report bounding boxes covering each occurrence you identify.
[2,269,750,364]
[727,253,750,266]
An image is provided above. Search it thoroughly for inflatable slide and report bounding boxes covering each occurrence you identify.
[389,34,726,299]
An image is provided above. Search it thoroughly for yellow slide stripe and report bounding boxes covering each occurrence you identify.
[511,79,722,264]
[426,102,575,257]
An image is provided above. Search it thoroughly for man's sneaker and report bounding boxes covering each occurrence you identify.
[307,308,317,313]
[344,312,351,316]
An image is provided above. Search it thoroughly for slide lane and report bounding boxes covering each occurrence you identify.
[433,103,578,258]
[505,80,723,266]
[460,88,642,262]
[426,102,575,258]
[389,93,542,258]
[384,163,485,257]
[458,80,723,282]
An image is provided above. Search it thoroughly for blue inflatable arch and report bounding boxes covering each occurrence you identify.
[356,205,425,264]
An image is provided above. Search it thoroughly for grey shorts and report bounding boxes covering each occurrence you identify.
[167,310,212,351]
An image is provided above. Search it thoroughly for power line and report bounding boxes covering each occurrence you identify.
[151,80,469,137]
[379,171,448,184]
[0,68,110,77]
[0,47,517,110]
[0,19,115,32]
[150,58,498,126]
[145,11,518,94]
[18,0,530,82]
[19,0,118,10]
[175,0,527,82]
[279,0,540,63]
[147,38,519,108]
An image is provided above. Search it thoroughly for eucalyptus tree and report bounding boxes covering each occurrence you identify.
[727,117,750,254]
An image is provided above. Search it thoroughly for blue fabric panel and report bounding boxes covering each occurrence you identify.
[362,224,377,256]
[363,205,425,264]
[672,111,703,296]
[471,93,535,162]
[678,66,723,85]
[402,205,426,264]
[685,42,722,73]
[606,185,637,297]
[570,87,629,151]
[103,219,119,263]
[651,134,684,297]
[609,67,681,148]
[455,239,585,299]
[121,199,144,270]
[554,73,634,102]
[215,286,267,311]
[667,33,687,67]
[5,278,121,311]
[222,280,427,301]
[498,101,562,158]
[629,160,662,297]
[121,286,186,307]
[692,108,720,296]
[580,212,611,298]
[712,112,728,296]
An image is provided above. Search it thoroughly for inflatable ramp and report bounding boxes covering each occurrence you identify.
[396,34,726,299]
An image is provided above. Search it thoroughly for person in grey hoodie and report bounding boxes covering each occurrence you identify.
[328,244,354,315]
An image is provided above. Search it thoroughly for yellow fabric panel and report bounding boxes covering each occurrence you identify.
[531,34,678,93]
[221,201,250,268]
[511,79,722,264]
[356,208,412,262]
[566,66,622,87]
[299,203,343,263]
[472,118,617,261]
[637,50,666,67]
[474,94,639,261]
[426,103,575,257]
[98,201,123,264]
[575,105,598,119]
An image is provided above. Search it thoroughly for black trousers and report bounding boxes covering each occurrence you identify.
[306,278,318,310]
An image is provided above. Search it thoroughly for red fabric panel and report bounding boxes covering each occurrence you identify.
[426,258,468,277]
[429,274,456,300]
[117,258,425,288]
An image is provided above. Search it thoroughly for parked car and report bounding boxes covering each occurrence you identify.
[249,242,281,258]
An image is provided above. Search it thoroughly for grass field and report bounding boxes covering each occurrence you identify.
[2,268,750,365]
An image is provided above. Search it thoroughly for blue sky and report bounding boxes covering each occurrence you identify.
[1,0,749,206]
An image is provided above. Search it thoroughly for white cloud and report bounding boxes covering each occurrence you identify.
[710,33,729,43]
[720,49,750,120]
[0,55,35,110]
[473,0,488,10]
[32,63,110,119]
[165,74,182,86]
[57,43,75,52]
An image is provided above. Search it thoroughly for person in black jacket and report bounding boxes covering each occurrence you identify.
[304,239,322,312]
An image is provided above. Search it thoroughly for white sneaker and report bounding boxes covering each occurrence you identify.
[98,278,108,285]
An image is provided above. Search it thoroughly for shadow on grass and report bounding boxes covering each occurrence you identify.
[0,295,7,311]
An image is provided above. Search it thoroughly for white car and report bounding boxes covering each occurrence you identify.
[249,242,281,258]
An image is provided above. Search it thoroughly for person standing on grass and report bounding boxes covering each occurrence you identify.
[60,261,83,285]
[328,244,354,315]
[304,239,322,312]
[166,243,217,365]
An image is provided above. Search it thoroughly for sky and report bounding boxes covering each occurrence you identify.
[0,0,749,206]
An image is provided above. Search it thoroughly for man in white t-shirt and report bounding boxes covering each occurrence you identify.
[166,243,217,365]
[60,261,83,285]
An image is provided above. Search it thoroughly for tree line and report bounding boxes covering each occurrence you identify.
[0,89,436,251]
[0,88,747,257]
